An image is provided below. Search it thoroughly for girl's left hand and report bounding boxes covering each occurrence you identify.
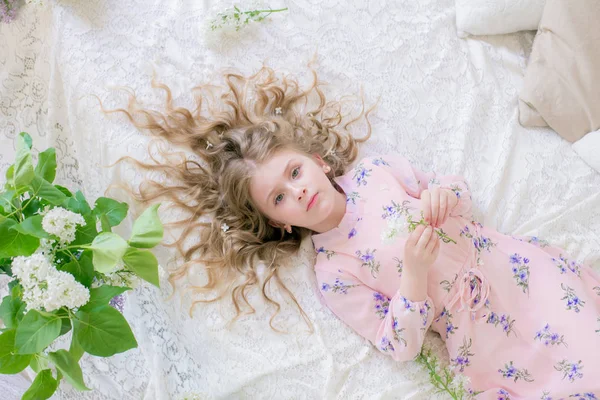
[421,188,458,228]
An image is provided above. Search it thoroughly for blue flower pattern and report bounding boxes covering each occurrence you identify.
[509,253,531,295]
[555,359,584,382]
[321,278,358,294]
[373,292,391,319]
[314,158,598,391]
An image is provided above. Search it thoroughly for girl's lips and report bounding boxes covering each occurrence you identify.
[307,193,318,211]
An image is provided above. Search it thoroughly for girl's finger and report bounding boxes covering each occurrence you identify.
[438,193,448,227]
[431,188,439,226]
[416,226,433,250]
[422,190,431,223]
[426,230,438,252]
[408,224,425,246]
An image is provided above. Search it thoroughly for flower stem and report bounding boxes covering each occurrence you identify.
[416,350,460,399]
[243,8,288,13]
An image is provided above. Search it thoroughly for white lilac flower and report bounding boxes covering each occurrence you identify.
[41,207,85,244]
[450,373,471,389]
[11,254,90,312]
[381,216,409,245]
[92,261,140,289]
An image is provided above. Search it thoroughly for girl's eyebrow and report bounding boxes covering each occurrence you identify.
[265,159,294,204]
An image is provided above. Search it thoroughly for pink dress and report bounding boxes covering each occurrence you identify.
[311,155,600,399]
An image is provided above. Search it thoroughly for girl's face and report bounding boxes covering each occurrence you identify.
[249,149,342,233]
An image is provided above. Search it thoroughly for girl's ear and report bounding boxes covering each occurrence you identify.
[313,153,326,166]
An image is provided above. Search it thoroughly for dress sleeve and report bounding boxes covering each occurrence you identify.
[316,266,435,362]
[368,155,473,220]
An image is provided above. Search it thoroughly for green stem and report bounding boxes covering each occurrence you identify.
[243,8,288,13]
[416,351,460,399]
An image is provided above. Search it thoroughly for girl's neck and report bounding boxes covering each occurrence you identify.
[311,187,347,234]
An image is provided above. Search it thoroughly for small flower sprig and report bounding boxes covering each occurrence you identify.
[416,347,481,399]
[209,5,288,32]
[408,211,456,244]
[382,202,456,245]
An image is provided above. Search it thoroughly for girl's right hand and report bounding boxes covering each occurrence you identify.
[404,224,440,273]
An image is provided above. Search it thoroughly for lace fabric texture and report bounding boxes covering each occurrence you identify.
[1,0,599,399]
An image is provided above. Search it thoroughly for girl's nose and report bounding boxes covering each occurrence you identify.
[297,187,306,201]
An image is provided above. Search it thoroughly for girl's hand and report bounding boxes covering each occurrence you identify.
[421,188,457,228]
[404,224,440,273]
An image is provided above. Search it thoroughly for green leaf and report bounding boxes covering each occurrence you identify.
[15,310,62,354]
[69,334,85,362]
[0,329,32,374]
[55,185,73,197]
[63,190,92,216]
[122,247,160,288]
[93,197,129,228]
[21,132,33,149]
[56,308,72,336]
[100,215,112,233]
[74,306,137,357]
[0,219,40,258]
[71,215,98,246]
[21,197,42,218]
[5,165,14,185]
[80,286,130,313]
[29,354,48,373]
[128,204,163,248]
[89,232,128,273]
[58,251,94,288]
[10,215,51,239]
[22,369,59,400]
[34,148,57,184]
[14,133,35,189]
[48,349,90,391]
[0,286,26,329]
[0,190,15,213]
[29,176,67,205]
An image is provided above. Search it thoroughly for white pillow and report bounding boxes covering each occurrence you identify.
[572,130,600,174]
[456,0,546,37]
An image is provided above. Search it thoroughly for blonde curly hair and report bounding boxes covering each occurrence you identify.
[103,65,374,331]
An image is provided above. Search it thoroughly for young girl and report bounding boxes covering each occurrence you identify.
[110,67,600,399]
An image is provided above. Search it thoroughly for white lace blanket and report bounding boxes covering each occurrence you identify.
[1,1,599,399]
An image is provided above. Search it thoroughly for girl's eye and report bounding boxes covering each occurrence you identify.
[275,194,284,205]
[291,167,300,179]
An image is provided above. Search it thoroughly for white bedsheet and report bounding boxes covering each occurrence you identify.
[1,1,599,399]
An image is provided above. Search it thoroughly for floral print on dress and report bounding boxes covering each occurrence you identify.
[534,323,567,347]
[392,317,407,347]
[353,163,372,186]
[321,278,358,294]
[348,228,357,239]
[509,253,531,295]
[346,191,360,205]
[451,337,474,372]
[419,301,431,327]
[379,335,395,353]
[393,257,403,277]
[592,286,600,296]
[356,248,380,278]
[498,361,534,383]
[561,283,586,313]
[381,199,414,220]
[460,225,497,253]
[316,247,336,260]
[569,393,597,399]
[440,273,458,292]
[552,254,582,277]
[486,312,516,337]
[596,317,600,334]
[554,359,584,382]
[399,296,416,312]
[373,292,391,319]
[448,184,464,199]
[371,157,390,166]
[435,307,459,339]
[497,389,512,400]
